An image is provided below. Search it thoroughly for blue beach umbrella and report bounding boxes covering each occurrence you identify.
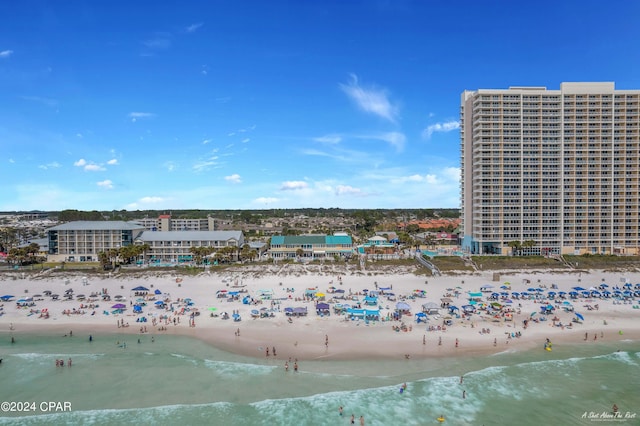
[154,289,162,295]
[575,312,584,321]
[1,295,15,301]
[572,286,585,291]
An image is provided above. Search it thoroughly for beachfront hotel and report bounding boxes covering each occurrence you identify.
[460,82,640,256]
[47,221,145,262]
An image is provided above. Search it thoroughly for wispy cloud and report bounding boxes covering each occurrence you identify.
[192,152,220,172]
[129,112,155,122]
[422,120,460,139]
[97,179,114,189]
[186,22,203,33]
[253,197,279,205]
[335,185,363,196]
[38,162,61,170]
[225,173,242,184]
[142,33,172,50]
[107,159,119,165]
[202,139,212,145]
[361,132,406,151]
[0,50,13,58]
[280,181,308,191]
[126,196,169,210]
[20,95,58,107]
[339,73,398,122]
[241,138,250,143]
[313,134,342,144]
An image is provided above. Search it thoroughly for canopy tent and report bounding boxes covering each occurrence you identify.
[131,286,149,292]
[395,302,411,311]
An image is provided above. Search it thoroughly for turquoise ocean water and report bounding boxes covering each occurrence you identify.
[0,332,638,425]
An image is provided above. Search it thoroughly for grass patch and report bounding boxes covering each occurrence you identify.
[470,256,566,270]
[564,255,640,271]
[430,256,475,272]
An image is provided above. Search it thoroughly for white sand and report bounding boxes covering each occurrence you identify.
[1,265,639,360]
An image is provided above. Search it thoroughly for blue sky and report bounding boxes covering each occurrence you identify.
[1,1,639,211]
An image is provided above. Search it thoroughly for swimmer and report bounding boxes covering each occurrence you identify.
[339,406,343,416]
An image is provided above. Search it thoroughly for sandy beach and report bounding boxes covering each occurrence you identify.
[2,265,640,361]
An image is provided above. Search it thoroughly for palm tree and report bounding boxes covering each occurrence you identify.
[508,240,522,256]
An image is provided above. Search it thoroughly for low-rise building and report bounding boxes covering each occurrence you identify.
[136,230,244,264]
[269,234,353,260]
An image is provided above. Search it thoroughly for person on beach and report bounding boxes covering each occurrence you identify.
[266,347,269,357]
[294,361,298,372]
[350,414,355,424]
[339,406,343,416]
[455,338,459,348]
[89,335,93,342]
[325,334,329,347]
[423,335,426,345]
[438,336,442,346]
[462,390,466,399]
[360,415,365,425]
[284,361,289,372]
[68,358,72,367]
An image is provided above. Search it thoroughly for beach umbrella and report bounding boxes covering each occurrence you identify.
[131,286,149,292]
[500,285,509,289]
[155,289,162,295]
[575,312,585,321]
[65,289,74,294]
[112,303,126,309]
[0,295,15,300]
[335,289,345,293]
[208,307,217,311]
[155,301,165,305]
[599,284,608,289]
[572,286,585,291]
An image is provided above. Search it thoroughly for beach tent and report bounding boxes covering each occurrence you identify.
[364,296,378,306]
[154,289,162,295]
[131,286,149,292]
[480,284,494,292]
[395,302,411,311]
[422,302,440,314]
[316,303,330,315]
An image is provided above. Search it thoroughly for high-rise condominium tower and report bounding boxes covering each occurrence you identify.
[460,82,640,255]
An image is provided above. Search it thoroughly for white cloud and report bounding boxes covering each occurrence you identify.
[129,112,155,122]
[339,73,398,122]
[225,173,242,184]
[97,179,114,189]
[202,139,212,145]
[107,159,118,165]
[335,185,363,196]
[253,197,279,205]
[186,23,203,33]
[164,162,177,172]
[241,138,250,143]
[76,133,83,138]
[74,158,106,171]
[84,164,106,172]
[280,181,308,191]
[0,50,13,58]
[313,134,342,144]
[423,120,460,139]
